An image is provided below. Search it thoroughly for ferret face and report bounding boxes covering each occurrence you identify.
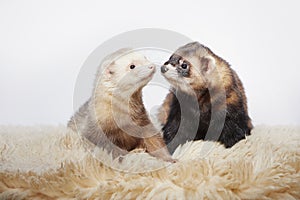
[100,51,156,93]
[161,42,217,94]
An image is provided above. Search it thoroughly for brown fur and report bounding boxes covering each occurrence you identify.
[91,89,173,161]
[92,88,172,160]
[160,42,253,151]
[160,43,252,128]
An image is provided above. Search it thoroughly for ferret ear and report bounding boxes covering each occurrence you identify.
[105,67,114,77]
[101,60,115,78]
[200,56,216,74]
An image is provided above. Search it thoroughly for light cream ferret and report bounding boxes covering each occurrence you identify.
[68,48,174,162]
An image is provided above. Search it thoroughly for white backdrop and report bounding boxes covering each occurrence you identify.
[1,0,299,125]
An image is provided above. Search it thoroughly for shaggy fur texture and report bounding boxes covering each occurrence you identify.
[0,125,299,199]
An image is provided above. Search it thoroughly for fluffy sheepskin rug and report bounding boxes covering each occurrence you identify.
[0,125,299,200]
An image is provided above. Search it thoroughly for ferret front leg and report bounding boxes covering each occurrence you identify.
[143,134,176,163]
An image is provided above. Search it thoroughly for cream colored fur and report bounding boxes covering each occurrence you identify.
[0,125,299,199]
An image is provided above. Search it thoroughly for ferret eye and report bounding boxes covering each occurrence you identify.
[181,63,188,69]
[130,65,135,69]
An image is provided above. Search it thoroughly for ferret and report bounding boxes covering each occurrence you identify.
[68,48,173,162]
[159,42,253,153]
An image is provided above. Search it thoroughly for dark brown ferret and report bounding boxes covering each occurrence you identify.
[68,49,173,162]
[159,42,253,153]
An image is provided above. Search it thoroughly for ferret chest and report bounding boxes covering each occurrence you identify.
[100,122,142,151]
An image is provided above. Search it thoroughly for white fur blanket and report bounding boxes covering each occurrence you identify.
[0,125,299,199]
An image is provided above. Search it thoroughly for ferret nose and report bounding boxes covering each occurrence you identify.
[148,65,154,69]
[161,65,169,73]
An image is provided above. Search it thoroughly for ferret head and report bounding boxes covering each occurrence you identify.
[96,48,156,94]
[161,42,222,95]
